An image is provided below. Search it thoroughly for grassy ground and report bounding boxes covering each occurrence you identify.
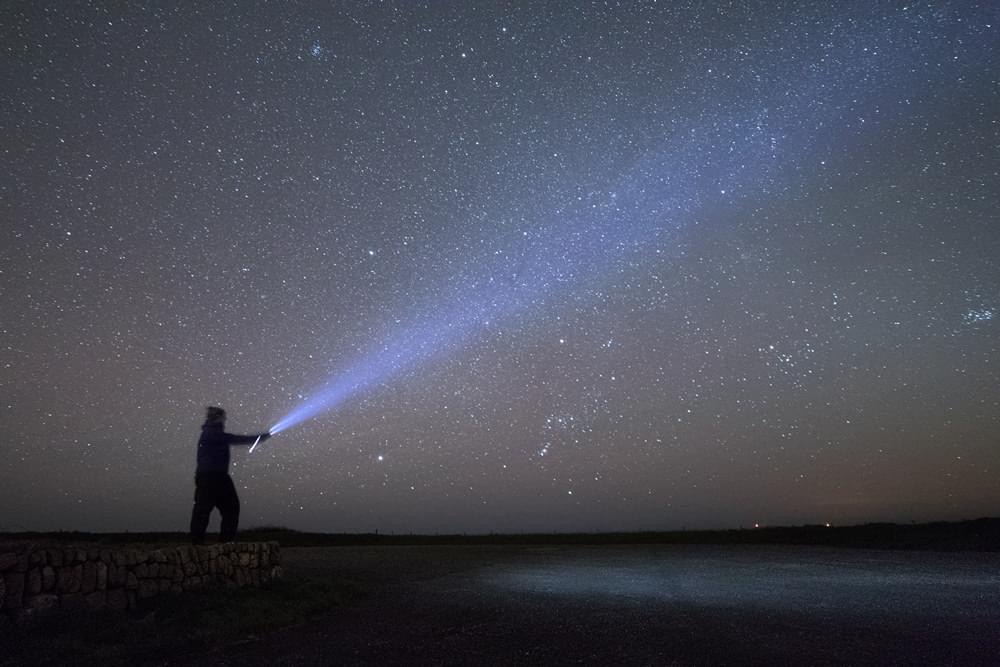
[1,519,996,664]
[0,567,361,667]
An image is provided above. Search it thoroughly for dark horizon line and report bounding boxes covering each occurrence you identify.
[3,517,999,552]
[3,515,999,537]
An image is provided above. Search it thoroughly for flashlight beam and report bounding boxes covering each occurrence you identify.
[266,14,966,437]
[249,434,262,454]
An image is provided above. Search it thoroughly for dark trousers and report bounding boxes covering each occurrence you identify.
[189,472,240,544]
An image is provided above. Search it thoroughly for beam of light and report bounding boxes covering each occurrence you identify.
[268,12,984,436]
[249,434,262,453]
[268,115,791,436]
[268,274,527,435]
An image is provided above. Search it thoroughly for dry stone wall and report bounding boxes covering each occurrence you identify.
[0,542,281,623]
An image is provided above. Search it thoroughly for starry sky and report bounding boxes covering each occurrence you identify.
[3,1,998,534]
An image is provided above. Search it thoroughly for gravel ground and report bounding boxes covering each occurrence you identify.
[177,544,1000,666]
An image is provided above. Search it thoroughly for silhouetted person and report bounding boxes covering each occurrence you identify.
[189,406,269,545]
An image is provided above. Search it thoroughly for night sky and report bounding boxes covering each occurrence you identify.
[3,2,998,534]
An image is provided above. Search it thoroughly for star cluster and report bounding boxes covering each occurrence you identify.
[2,2,997,533]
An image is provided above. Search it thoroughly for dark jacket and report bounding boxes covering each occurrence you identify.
[195,423,259,474]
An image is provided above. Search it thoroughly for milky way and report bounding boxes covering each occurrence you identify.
[2,2,998,533]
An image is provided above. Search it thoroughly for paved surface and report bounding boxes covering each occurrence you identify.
[186,544,1000,666]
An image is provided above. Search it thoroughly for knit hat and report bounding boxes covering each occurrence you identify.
[205,406,227,425]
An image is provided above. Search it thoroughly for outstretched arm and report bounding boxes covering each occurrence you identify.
[226,432,271,446]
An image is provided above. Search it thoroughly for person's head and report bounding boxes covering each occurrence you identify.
[204,406,227,426]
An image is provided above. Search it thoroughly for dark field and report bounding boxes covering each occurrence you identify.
[208,544,1000,666]
[5,541,1000,665]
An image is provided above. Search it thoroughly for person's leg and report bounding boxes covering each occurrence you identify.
[189,474,216,545]
[218,474,241,542]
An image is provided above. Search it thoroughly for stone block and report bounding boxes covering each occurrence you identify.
[135,563,149,579]
[75,549,87,564]
[113,551,128,566]
[126,572,138,590]
[30,551,46,567]
[271,566,283,580]
[238,553,250,567]
[108,564,126,588]
[235,569,246,587]
[42,566,55,592]
[24,593,59,612]
[159,578,171,593]
[15,554,29,572]
[27,568,42,596]
[97,562,107,590]
[58,565,82,594]
[138,580,158,600]
[100,550,112,564]
[87,548,100,561]
[85,591,106,610]
[0,572,5,608]
[55,566,72,593]
[26,593,59,613]
[81,562,98,594]
[47,549,63,567]
[4,572,25,608]
[107,589,128,611]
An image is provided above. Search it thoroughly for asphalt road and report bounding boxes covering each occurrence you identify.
[187,544,1000,666]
